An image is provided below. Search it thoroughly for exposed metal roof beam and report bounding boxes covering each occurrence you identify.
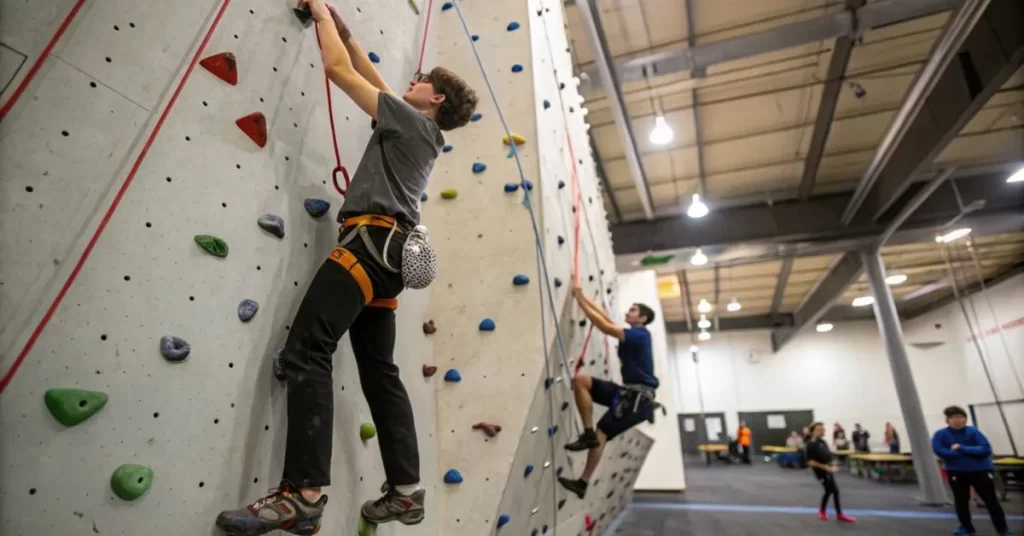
[902,260,1024,319]
[590,135,622,222]
[842,0,1024,225]
[771,252,864,351]
[574,0,655,219]
[770,257,795,315]
[667,313,795,334]
[683,0,709,198]
[798,0,864,200]
[578,0,961,92]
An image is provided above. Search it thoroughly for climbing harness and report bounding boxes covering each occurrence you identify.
[611,384,667,424]
[337,215,437,290]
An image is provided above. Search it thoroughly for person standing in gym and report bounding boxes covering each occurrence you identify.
[931,405,1011,536]
[806,422,856,523]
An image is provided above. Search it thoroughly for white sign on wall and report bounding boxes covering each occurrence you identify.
[767,414,787,429]
[683,418,695,432]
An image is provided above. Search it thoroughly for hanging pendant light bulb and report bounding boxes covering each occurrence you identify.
[649,115,674,145]
[687,193,709,218]
[727,297,741,312]
[697,298,712,314]
[698,314,711,329]
[690,248,708,266]
[698,329,711,341]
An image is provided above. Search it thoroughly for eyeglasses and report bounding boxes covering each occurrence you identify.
[412,72,431,84]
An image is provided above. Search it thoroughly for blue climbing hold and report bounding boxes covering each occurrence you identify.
[504,183,519,193]
[524,464,534,478]
[511,64,523,73]
[472,162,486,174]
[507,21,520,31]
[522,180,534,191]
[497,514,511,528]
[444,369,462,382]
[556,466,563,477]
[257,214,285,238]
[557,235,565,246]
[543,99,551,109]
[512,274,530,286]
[420,192,428,202]
[471,34,479,41]
[532,530,539,536]
[368,52,380,64]
[442,144,453,153]
[544,377,553,389]
[160,335,190,362]
[554,278,563,288]
[441,1,452,10]
[471,112,482,122]
[548,425,559,436]
[443,469,463,484]
[303,198,330,218]
[479,318,496,331]
[543,525,549,533]
[558,180,565,189]
[237,299,259,322]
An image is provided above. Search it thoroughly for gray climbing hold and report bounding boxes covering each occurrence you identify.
[257,214,285,238]
[238,299,259,322]
[160,335,190,362]
[273,347,286,380]
[303,198,330,218]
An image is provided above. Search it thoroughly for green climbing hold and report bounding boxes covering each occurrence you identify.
[440,189,458,200]
[44,388,108,427]
[358,517,378,536]
[360,423,377,441]
[194,235,229,258]
[110,464,154,501]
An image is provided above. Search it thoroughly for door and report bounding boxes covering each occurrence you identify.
[737,409,814,454]
[678,412,727,455]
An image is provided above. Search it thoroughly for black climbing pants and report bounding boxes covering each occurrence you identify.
[949,470,1008,533]
[816,470,841,514]
[281,223,419,489]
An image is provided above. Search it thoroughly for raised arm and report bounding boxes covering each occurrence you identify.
[303,0,380,118]
[328,7,394,95]
[573,287,624,339]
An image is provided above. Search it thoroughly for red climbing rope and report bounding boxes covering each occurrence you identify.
[416,0,435,72]
[570,134,582,285]
[314,23,351,197]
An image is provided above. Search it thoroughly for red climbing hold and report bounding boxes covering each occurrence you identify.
[199,52,238,86]
[236,112,267,148]
[473,422,502,437]
[422,365,438,377]
[422,320,437,334]
[585,514,595,532]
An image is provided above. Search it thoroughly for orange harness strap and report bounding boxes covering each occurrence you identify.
[341,214,405,233]
[366,298,399,310]
[327,247,373,305]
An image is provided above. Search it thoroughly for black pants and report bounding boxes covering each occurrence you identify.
[738,444,751,464]
[948,470,1007,532]
[281,224,419,488]
[816,471,841,514]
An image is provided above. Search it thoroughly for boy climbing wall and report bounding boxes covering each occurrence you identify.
[215,1,478,534]
[558,285,660,499]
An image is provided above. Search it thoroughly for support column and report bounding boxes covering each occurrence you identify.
[860,249,948,505]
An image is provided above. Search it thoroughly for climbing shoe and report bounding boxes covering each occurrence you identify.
[817,510,828,521]
[558,476,588,499]
[215,481,326,535]
[836,513,856,523]
[360,485,425,525]
[564,429,600,451]
[952,526,976,535]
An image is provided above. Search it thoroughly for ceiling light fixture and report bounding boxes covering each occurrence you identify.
[686,193,709,219]
[698,330,711,341]
[816,322,834,333]
[727,297,741,312]
[885,274,908,285]
[690,248,708,266]
[852,296,875,307]
[698,314,711,329]
[649,115,674,145]
[935,228,972,243]
[1007,165,1024,183]
[697,298,712,314]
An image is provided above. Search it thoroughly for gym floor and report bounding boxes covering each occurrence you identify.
[609,458,1024,535]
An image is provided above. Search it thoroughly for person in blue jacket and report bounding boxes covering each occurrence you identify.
[931,405,1011,536]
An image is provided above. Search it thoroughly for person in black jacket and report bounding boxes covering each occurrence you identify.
[806,422,856,523]
[851,423,870,453]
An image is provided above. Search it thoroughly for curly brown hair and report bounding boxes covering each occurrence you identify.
[429,67,478,131]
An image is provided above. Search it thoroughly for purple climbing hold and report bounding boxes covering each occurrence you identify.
[444,369,462,382]
[303,198,330,218]
[511,64,523,73]
[442,144,453,152]
[368,52,381,64]
[443,469,463,484]
[160,335,190,362]
[543,99,551,109]
[420,192,428,202]
[479,318,496,331]
[513,274,530,286]
[441,1,452,10]
[504,183,519,193]
[470,112,482,122]
[273,347,286,380]
[472,162,486,174]
[507,21,520,31]
[237,299,259,322]
[257,214,285,238]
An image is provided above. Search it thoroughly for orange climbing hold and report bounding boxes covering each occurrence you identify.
[236,112,267,148]
[473,422,502,437]
[200,52,238,86]
[422,365,438,377]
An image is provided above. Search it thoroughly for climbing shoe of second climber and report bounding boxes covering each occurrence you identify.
[360,486,426,525]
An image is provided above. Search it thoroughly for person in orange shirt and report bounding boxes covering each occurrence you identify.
[737,421,753,464]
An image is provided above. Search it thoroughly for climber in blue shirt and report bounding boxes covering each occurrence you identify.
[558,284,660,499]
[932,405,1011,536]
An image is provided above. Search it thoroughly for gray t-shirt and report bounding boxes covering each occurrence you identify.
[337,92,444,227]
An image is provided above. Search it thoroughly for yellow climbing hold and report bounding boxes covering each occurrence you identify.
[502,133,527,145]
[441,189,458,199]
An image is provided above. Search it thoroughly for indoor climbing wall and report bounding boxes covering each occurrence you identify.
[0,1,442,535]
[420,0,652,534]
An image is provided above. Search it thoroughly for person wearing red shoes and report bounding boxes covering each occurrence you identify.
[806,422,856,523]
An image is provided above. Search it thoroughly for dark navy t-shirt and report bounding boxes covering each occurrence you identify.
[618,326,659,388]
